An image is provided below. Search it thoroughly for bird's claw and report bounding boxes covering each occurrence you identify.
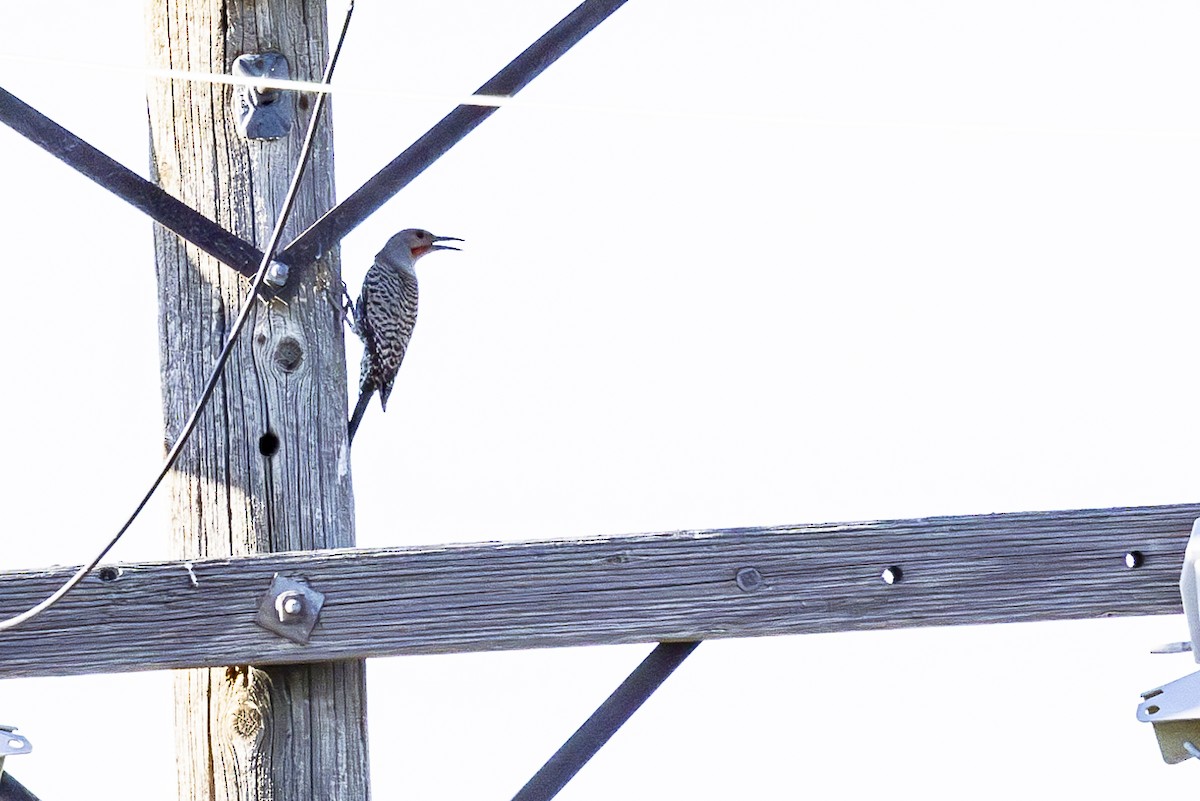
[330,281,359,335]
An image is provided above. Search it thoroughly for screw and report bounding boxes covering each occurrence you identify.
[275,590,305,622]
[881,566,903,585]
[1124,551,1144,569]
[735,567,764,592]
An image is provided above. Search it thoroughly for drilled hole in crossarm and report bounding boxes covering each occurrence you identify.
[259,431,280,457]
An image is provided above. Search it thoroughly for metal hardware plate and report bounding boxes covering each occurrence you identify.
[254,574,324,644]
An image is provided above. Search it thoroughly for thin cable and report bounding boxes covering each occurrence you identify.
[5,51,1200,139]
[0,52,512,105]
[0,0,356,634]
[0,52,510,103]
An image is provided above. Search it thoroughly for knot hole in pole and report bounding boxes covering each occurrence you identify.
[259,431,280,457]
[274,336,304,373]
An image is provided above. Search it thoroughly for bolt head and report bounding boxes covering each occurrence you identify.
[275,590,305,621]
[264,260,290,288]
[735,567,764,592]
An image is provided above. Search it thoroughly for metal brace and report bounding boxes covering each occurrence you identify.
[0,725,32,779]
[1138,519,1200,762]
[255,574,324,644]
[232,52,293,140]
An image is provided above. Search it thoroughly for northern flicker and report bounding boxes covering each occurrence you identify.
[348,228,462,440]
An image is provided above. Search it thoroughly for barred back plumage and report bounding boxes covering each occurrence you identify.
[356,263,419,410]
[347,228,462,443]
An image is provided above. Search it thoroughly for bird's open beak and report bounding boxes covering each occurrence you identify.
[431,235,463,252]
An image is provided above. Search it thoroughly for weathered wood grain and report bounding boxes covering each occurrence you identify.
[0,504,1192,679]
[145,1,366,800]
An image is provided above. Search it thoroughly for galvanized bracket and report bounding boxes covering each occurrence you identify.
[1138,519,1200,763]
[232,52,293,140]
[1139,672,1200,763]
[0,725,32,779]
[255,574,324,644]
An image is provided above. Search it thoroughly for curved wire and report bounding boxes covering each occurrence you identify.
[0,0,356,633]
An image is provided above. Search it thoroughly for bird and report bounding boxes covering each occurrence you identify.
[347,228,462,441]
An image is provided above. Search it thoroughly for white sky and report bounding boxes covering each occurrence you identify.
[2,0,1200,797]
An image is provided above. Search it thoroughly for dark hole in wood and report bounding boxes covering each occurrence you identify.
[298,95,309,111]
[259,431,280,457]
[274,337,304,373]
[97,566,120,582]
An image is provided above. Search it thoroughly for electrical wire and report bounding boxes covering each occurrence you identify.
[0,0,356,634]
[4,50,1200,139]
[0,54,514,107]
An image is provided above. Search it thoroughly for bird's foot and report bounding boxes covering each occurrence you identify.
[331,281,359,335]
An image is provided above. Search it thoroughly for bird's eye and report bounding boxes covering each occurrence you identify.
[417,231,427,238]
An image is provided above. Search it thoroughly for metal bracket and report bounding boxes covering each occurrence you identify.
[232,53,293,140]
[255,574,324,644]
[1138,519,1200,762]
[1139,672,1200,764]
[0,725,32,779]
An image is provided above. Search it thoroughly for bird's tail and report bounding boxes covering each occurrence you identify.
[348,387,375,444]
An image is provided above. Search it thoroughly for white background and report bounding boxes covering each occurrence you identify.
[2,1,1200,797]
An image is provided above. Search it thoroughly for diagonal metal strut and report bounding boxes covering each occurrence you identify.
[277,0,630,266]
[0,773,39,801]
[511,641,700,801]
[0,86,265,277]
[0,0,629,283]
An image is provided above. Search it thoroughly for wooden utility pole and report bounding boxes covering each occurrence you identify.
[145,2,368,800]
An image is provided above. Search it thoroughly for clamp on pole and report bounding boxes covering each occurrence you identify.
[232,53,293,141]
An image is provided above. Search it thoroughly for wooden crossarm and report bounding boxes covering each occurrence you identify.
[0,503,1193,679]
